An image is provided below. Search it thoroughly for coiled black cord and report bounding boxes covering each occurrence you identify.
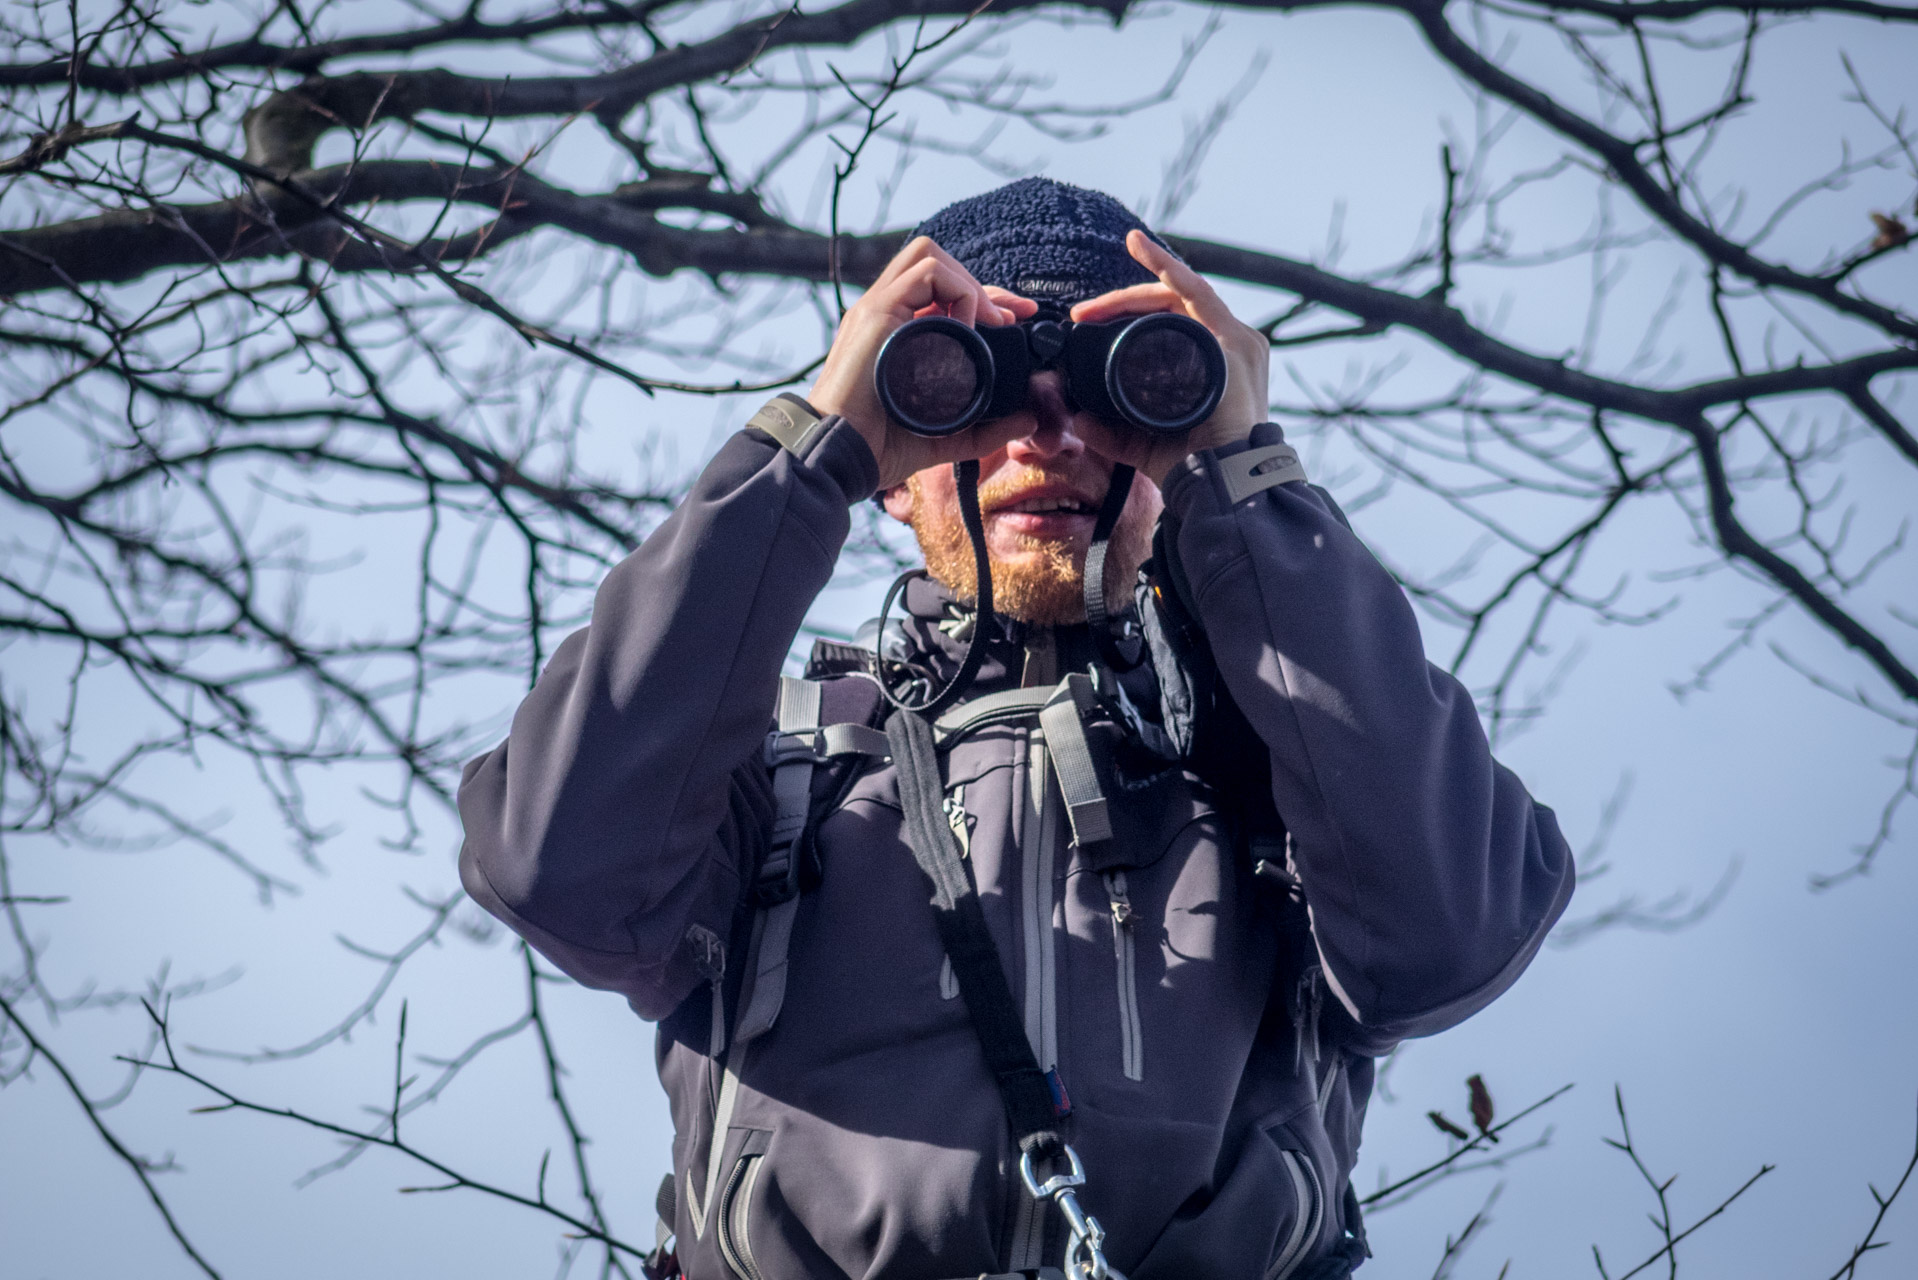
[875,459,994,717]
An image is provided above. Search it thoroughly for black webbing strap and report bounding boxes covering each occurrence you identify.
[1082,463,1141,673]
[885,706,1063,1156]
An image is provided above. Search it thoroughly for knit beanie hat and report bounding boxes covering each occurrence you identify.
[913,177,1170,306]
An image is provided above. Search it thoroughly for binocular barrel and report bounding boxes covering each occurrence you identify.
[874,311,1225,438]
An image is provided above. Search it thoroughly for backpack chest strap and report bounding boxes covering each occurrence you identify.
[736,672,1121,1047]
[933,675,1117,850]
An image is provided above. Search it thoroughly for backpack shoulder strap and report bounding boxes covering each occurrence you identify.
[731,676,827,1046]
[732,672,892,1043]
[763,676,822,896]
[695,674,859,1236]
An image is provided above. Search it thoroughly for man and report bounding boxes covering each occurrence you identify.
[458,178,1575,1280]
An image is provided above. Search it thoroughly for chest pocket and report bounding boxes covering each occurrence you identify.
[1086,769,1228,1088]
[1102,868,1145,1081]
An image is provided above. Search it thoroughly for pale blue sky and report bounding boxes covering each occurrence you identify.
[4,5,1914,1278]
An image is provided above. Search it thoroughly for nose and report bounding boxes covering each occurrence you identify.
[1005,371,1085,465]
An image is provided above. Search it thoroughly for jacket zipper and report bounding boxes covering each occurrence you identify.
[716,1153,764,1280]
[1293,964,1324,1099]
[1266,1149,1324,1280]
[688,926,731,1235]
[940,786,969,1000]
[1103,870,1144,1081]
[1316,1049,1342,1118]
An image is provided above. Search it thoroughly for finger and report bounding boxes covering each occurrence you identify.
[903,237,991,301]
[982,286,1038,324]
[1125,229,1239,331]
[867,234,942,294]
[889,257,1004,327]
[1069,281,1181,324]
[949,286,979,329]
[863,236,985,311]
[907,241,1014,325]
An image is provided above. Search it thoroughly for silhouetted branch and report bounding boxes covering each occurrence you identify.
[134,1000,650,1261]
[1431,1182,1504,1280]
[1364,1083,1574,1207]
[1593,1086,1774,1280]
[0,992,223,1279]
[1825,1099,1918,1280]
[1,1,1912,1271]
[523,944,632,1280]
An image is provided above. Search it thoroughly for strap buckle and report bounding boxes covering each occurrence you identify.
[764,724,892,767]
[763,727,822,769]
[1039,675,1113,848]
[759,726,822,907]
[752,849,801,906]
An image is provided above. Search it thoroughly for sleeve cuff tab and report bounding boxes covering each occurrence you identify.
[1219,439,1307,504]
[747,393,829,456]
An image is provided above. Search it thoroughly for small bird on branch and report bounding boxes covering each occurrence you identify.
[1467,1073,1499,1143]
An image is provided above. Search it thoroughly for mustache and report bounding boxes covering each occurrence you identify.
[973,466,1101,511]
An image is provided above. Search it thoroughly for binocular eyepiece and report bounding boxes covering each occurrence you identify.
[874,305,1226,438]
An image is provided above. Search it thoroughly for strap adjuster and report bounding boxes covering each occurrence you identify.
[753,847,801,906]
[763,727,822,769]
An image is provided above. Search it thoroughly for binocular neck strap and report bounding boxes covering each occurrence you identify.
[879,458,1138,713]
[877,459,994,718]
[1082,463,1141,673]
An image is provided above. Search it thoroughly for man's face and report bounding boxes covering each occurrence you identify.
[882,370,1164,625]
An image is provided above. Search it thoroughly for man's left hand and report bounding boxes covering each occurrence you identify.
[1068,230,1271,487]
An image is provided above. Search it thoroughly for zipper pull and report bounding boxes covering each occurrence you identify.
[943,785,971,858]
[687,924,728,1058]
[1293,964,1323,1077]
[1104,870,1134,928]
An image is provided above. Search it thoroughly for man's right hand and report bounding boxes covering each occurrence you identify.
[806,236,1037,491]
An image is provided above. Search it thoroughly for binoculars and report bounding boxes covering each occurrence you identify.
[874,305,1225,437]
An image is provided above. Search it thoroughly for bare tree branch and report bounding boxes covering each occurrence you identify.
[0,992,224,1280]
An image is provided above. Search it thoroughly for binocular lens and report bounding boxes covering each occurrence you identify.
[1112,324,1213,425]
[874,308,1223,437]
[878,324,983,434]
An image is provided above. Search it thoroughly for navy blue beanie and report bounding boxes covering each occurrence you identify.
[913,177,1170,306]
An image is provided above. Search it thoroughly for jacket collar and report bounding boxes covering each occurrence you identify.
[893,574,1130,695]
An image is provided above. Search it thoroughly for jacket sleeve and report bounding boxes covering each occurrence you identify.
[456,417,879,1018]
[1158,423,1575,1047]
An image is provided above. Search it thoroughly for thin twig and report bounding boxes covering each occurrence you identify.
[0,993,223,1279]
[1364,1083,1574,1207]
[135,1001,651,1260]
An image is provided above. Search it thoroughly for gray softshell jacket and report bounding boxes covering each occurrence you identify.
[457,415,1576,1280]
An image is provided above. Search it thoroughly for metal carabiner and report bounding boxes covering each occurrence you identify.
[1066,1215,1115,1280]
[1018,1144,1086,1201]
[1017,1144,1126,1280]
